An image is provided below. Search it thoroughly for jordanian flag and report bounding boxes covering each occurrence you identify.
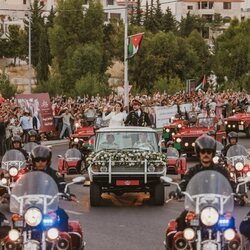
[128,33,144,59]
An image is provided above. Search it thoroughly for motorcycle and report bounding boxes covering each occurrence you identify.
[23,142,39,162]
[226,144,250,206]
[58,148,83,175]
[0,171,86,250]
[0,149,27,191]
[161,170,248,250]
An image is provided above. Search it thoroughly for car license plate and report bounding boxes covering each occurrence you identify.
[116,180,139,186]
[239,125,244,130]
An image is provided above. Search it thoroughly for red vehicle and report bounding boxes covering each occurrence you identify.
[165,147,186,178]
[224,111,250,137]
[58,148,83,175]
[162,119,185,143]
[173,117,226,156]
[70,126,95,148]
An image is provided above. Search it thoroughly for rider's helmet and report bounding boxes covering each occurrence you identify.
[11,135,22,148]
[71,138,79,149]
[228,131,238,144]
[195,135,216,158]
[166,141,174,148]
[28,129,38,142]
[31,145,52,169]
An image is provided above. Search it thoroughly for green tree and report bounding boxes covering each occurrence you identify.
[0,70,17,98]
[135,0,142,26]
[153,76,184,94]
[154,0,163,31]
[36,26,49,83]
[162,8,177,33]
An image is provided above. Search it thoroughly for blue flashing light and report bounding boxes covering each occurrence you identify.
[43,215,55,227]
[218,218,230,228]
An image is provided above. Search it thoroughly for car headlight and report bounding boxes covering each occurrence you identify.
[240,121,244,125]
[100,166,108,172]
[176,138,181,143]
[166,129,170,133]
[224,228,235,241]
[73,138,79,143]
[213,156,219,164]
[178,124,182,128]
[184,142,189,147]
[232,125,235,128]
[8,229,20,241]
[183,228,195,241]
[224,121,228,125]
[24,208,42,227]
[200,207,219,226]
[228,125,231,128]
[9,167,18,177]
[235,162,244,171]
[192,142,195,147]
[148,165,155,172]
[47,227,59,240]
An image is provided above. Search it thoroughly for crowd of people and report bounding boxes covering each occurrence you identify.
[0,88,249,156]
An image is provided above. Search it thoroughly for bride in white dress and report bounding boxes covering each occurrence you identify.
[102,102,127,127]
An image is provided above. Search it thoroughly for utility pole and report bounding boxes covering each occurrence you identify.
[124,0,129,107]
[28,0,32,93]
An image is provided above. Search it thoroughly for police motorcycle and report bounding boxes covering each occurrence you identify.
[226,144,250,206]
[23,142,39,162]
[0,149,27,191]
[161,170,248,250]
[212,142,225,167]
[0,171,86,250]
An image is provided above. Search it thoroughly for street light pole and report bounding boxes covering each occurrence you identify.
[28,0,32,93]
[124,0,129,107]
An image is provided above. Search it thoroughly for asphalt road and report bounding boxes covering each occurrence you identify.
[1,134,250,250]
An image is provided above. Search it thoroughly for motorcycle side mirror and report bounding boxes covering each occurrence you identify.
[72,176,85,184]
[160,176,173,183]
[57,155,63,158]
[181,153,187,158]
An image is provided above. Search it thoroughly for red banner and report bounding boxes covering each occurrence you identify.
[16,93,55,132]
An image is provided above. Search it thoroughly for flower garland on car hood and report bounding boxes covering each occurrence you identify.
[86,150,167,168]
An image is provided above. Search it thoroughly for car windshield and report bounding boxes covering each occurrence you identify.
[185,170,233,213]
[65,148,82,160]
[10,172,59,214]
[197,117,214,128]
[23,142,38,153]
[216,141,224,153]
[96,131,158,152]
[1,149,26,170]
[166,148,179,158]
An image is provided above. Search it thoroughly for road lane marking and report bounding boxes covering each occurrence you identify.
[65,210,83,215]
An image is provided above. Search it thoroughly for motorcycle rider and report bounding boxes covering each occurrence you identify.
[11,135,29,160]
[30,145,69,232]
[170,135,233,232]
[240,211,250,249]
[166,141,174,148]
[27,129,40,144]
[222,131,238,156]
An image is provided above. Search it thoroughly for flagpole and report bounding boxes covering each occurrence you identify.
[124,0,129,108]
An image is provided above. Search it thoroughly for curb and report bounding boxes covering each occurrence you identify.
[41,139,69,147]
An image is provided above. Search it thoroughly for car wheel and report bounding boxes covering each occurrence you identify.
[151,183,165,206]
[246,125,250,138]
[90,183,102,206]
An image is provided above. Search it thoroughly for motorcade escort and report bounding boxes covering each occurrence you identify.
[224,109,250,137]
[87,127,167,206]
[172,116,226,156]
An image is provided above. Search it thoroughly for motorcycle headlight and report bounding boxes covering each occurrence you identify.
[166,129,170,133]
[75,123,80,128]
[172,132,175,136]
[176,138,181,143]
[235,162,244,171]
[200,207,219,226]
[213,156,219,164]
[183,228,195,241]
[178,124,182,128]
[224,228,235,241]
[1,178,7,185]
[8,229,20,241]
[9,167,18,177]
[47,227,59,240]
[24,208,42,227]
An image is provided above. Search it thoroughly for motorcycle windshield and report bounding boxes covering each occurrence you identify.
[1,149,26,170]
[216,141,224,153]
[166,148,179,158]
[65,149,81,160]
[226,145,248,158]
[10,172,59,214]
[23,142,38,153]
[185,170,233,213]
